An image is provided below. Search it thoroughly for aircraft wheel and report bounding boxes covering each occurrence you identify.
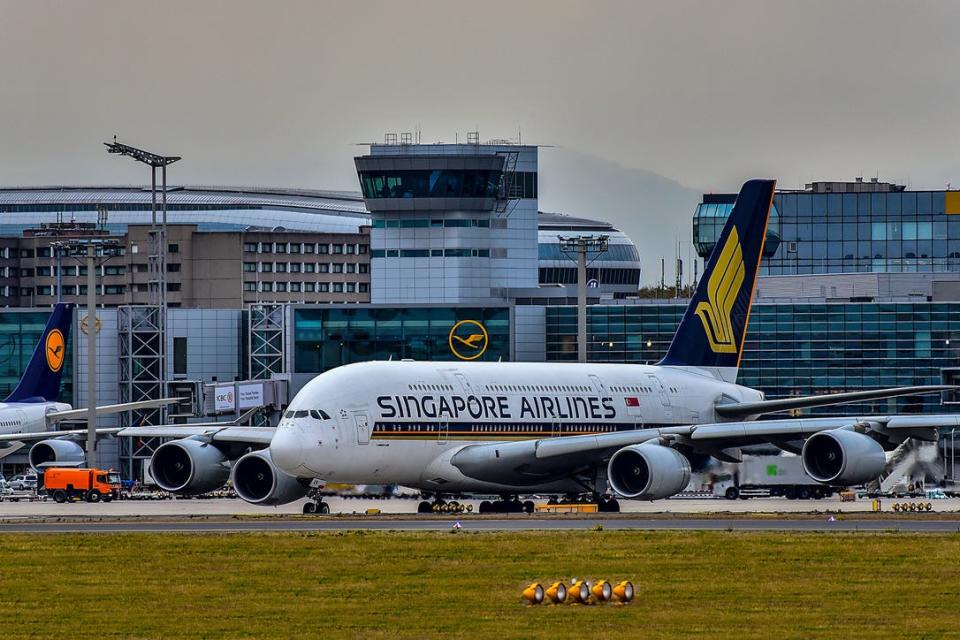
[522,500,535,514]
[86,489,102,503]
[784,488,797,500]
[478,500,491,514]
[53,490,67,504]
[725,487,739,500]
[303,502,317,514]
[607,498,620,513]
[417,500,433,514]
[799,487,812,500]
[319,502,330,515]
[547,497,558,505]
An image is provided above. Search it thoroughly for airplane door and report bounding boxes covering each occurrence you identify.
[353,411,370,445]
[647,374,673,419]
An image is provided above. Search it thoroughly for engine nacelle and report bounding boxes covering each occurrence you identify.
[607,443,691,500]
[232,449,307,506]
[29,439,86,471]
[802,429,886,485]
[150,437,230,494]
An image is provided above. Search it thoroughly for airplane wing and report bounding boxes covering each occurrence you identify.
[714,385,955,418]
[117,425,275,445]
[0,427,124,443]
[46,398,182,423]
[448,414,960,485]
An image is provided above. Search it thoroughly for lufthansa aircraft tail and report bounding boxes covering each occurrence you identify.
[5,302,74,403]
[659,179,775,382]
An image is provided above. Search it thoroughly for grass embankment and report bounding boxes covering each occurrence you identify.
[1,530,958,639]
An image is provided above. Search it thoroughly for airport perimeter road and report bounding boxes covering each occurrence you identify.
[4,517,960,534]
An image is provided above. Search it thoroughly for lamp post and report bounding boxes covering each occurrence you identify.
[558,235,608,363]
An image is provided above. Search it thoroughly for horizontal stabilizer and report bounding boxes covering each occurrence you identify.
[714,385,956,418]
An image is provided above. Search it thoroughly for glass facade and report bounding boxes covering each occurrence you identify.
[546,303,960,416]
[358,170,501,199]
[293,307,511,373]
[694,190,960,275]
[0,310,72,403]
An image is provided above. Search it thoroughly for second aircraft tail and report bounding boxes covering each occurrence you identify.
[659,179,775,382]
[5,302,74,403]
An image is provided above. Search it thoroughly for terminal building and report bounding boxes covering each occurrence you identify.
[0,149,958,476]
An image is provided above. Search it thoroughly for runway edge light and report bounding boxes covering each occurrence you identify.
[545,581,567,604]
[591,580,612,603]
[522,583,544,605]
[612,581,634,604]
[569,580,590,604]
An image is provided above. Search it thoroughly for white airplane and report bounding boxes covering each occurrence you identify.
[120,180,959,513]
[0,303,176,469]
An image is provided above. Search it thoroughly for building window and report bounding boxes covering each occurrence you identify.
[358,283,369,293]
[243,282,256,292]
[276,263,287,273]
[260,263,273,273]
[304,244,315,254]
[276,243,287,254]
[290,282,302,292]
[359,264,369,274]
[276,282,287,292]
[168,243,179,254]
[164,283,179,293]
[261,282,273,292]
[37,247,51,258]
[358,244,369,254]
[20,249,34,258]
[333,244,344,254]
[105,265,126,275]
[20,268,34,278]
[346,283,355,293]
[37,266,51,277]
[243,262,256,272]
[37,285,52,296]
[320,264,329,273]
[244,242,257,252]
[173,337,188,375]
[346,244,356,254]
[333,283,343,293]
[167,263,181,272]
[304,263,316,273]
[290,263,301,273]
[304,282,315,292]
[319,244,329,254]
[333,264,343,273]
[319,283,329,292]
[290,243,301,254]
[260,243,273,253]
[346,264,356,273]
[19,287,32,296]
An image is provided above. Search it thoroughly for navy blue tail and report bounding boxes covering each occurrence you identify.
[5,303,74,403]
[659,180,775,376]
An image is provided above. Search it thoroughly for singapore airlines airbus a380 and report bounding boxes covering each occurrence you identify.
[121,180,960,513]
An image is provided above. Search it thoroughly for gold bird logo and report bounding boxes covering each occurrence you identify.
[45,329,66,372]
[448,320,489,360]
[694,227,744,354]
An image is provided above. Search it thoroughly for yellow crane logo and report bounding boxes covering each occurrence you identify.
[45,329,65,373]
[448,320,489,360]
[694,227,744,354]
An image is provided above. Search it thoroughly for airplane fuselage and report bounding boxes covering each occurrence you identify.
[270,361,763,493]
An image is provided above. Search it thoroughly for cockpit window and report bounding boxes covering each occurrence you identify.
[283,410,295,419]
[308,410,331,420]
[293,410,309,418]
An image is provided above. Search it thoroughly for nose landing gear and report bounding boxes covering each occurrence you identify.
[302,485,329,515]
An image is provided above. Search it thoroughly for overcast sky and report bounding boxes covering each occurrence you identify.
[1,0,958,270]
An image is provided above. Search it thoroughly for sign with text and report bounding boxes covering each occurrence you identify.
[237,383,264,410]
[214,386,236,412]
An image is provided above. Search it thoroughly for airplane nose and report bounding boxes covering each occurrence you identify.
[270,426,304,473]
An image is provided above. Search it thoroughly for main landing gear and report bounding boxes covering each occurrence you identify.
[546,493,621,513]
[302,486,330,515]
[477,495,535,514]
[417,496,474,514]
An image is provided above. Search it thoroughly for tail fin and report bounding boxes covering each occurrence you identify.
[659,179,775,382]
[5,303,74,403]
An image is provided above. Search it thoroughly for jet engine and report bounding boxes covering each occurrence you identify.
[28,439,85,471]
[607,443,691,500]
[801,429,886,485]
[231,449,307,506]
[150,437,230,494]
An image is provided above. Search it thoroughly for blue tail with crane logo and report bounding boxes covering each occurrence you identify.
[659,180,775,381]
[4,302,74,403]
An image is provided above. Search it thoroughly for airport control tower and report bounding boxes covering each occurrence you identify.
[355,135,539,303]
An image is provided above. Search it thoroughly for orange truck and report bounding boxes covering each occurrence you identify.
[44,468,121,503]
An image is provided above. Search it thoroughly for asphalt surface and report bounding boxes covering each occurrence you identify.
[4,517,960,534]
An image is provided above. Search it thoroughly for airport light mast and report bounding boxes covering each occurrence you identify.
[559,235,609,363]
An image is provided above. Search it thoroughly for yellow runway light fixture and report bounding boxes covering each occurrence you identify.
[591,580,612,603]
[521,583,544,605]
[545,581,567,604]
[612,581,634,604]
[568,580,590,604]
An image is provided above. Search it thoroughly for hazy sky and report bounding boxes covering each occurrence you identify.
[1,1,959,234]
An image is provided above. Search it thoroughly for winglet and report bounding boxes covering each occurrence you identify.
[5,303,74,403]
[659,180,775,381]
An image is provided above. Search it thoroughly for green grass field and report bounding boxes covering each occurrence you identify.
[1,530,958,639]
